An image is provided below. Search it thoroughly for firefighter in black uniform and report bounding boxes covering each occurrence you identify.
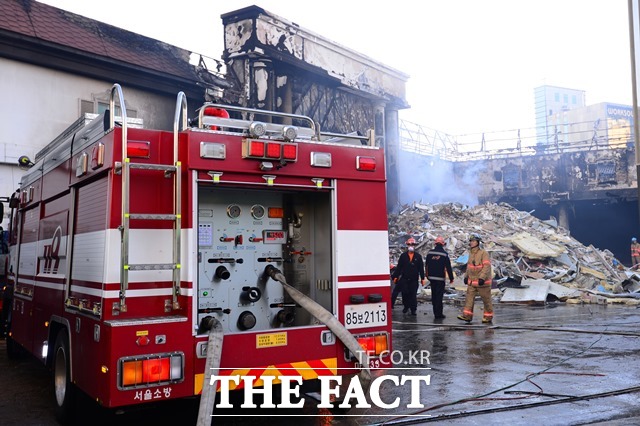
[425,236,454,320]
[391,237,424,315]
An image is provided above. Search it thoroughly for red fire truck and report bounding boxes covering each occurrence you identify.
[4,84,391,420]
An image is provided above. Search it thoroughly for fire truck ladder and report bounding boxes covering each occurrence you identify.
[113,85,185,313]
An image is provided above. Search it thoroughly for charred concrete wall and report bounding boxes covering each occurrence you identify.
[457,146,638,265]
[220,6,409,209]
[398,145,639,264]
[467,146,637,208]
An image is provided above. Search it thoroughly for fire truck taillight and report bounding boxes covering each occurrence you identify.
[357,335,388,355]
[119,353,183,388]
[347,333,389,360]
[356,156,376,171]
[127,141,151,158]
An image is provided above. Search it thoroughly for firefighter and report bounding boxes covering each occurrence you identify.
[391,237,425,315]
[457,233,494,324]
[390,263,401,308]
[425,236,454,320]
[631,237,640,270]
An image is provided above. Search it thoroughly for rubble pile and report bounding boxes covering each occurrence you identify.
[389,202,640,304]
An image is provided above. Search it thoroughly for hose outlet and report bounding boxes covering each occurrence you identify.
[264,265,286,284]
[276,309,295,325]
[215,266,230,280]
[238,311,257,330]
[197,315,215,334]
[240,287,262,303]
[264,264,281,279]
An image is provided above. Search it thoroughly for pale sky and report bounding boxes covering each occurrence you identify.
[39,0,632,141]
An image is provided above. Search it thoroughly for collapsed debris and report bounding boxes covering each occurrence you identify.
[388,202,640,305]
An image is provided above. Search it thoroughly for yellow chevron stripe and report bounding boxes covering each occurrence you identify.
[194,357,337,395]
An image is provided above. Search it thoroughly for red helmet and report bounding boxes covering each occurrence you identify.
[435,236,445,245]
[203,106,230,130]
[406,237,416,245]
[203,106,230,118]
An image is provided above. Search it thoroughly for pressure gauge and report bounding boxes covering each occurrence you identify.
[226,204,241,219]
[250,204,266,220]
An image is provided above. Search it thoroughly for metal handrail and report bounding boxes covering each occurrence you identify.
[171,92,187,309]
[110,83,130,312]
[197,103,320,141]
[174,92,188,158]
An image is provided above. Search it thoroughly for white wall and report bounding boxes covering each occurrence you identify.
[0,58,178,228]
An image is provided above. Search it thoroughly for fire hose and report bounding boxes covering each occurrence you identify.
[263,265,372,388]
[196,317,223,426]
[196,265,371,424]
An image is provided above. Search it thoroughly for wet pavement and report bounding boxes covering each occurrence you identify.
[369,301,640,425]
[2,301,640,425]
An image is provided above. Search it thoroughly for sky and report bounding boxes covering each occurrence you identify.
[39,0,632,143]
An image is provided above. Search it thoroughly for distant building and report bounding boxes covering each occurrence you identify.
[534,85,586,144]
[546,102,634,149]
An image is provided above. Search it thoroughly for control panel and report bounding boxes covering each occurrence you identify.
[198,188,292,333]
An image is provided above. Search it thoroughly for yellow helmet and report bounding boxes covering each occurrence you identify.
[469,233,482,242]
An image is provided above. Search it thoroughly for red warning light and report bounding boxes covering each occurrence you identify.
[266,143,281,159]
[249,141,265,157]
[282,144,298,160]
[356,156,376,171]
[127,141,150,158]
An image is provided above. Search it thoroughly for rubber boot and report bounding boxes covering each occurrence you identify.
[457,314,472,322]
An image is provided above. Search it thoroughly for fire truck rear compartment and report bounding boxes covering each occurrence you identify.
[197,187,332,333]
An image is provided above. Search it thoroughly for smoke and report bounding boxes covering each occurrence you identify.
[397,151,485,207]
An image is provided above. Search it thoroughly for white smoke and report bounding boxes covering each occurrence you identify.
[398,151,484,207]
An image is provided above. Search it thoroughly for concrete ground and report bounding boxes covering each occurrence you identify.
[2,300,640,425]
[372,300,640,425]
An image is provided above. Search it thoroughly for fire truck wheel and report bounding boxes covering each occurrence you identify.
[53,331,76,423]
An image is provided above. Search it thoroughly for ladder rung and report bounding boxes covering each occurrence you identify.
[128,263,177,271]
[129,213,177,220]
[129,163,176,172]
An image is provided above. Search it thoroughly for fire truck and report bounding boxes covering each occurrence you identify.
[4,84,391,421]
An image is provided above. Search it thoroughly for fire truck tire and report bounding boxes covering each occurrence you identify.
[53,331,76,423]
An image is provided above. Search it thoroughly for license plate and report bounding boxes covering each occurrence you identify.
[344,303,387,329]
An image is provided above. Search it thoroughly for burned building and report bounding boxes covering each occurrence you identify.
[468,142,638,264]
[398,134,639,265]
[220,6,410,208]
[470,145,636,215]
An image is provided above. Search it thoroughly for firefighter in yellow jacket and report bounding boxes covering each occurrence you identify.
[631,237,640,270]
[457,233,494,324]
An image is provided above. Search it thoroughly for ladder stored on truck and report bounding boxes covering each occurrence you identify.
[113,84,186,312]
